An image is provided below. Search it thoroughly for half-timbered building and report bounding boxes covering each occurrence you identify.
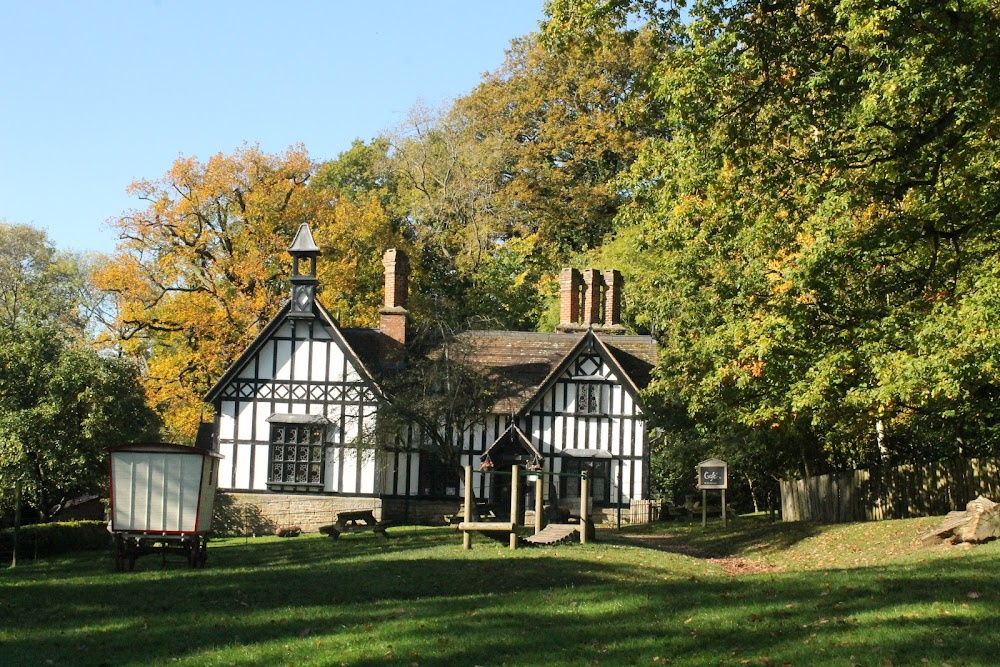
[205,224,658,531]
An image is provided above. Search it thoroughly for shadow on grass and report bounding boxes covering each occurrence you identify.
[2,528,998,666]
[607,515,825,558]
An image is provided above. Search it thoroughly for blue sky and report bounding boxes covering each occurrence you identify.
[0,1,546,254]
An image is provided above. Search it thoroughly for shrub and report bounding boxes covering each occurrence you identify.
[0,520,110,559]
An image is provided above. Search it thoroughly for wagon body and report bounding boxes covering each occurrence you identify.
[108,442,223,570]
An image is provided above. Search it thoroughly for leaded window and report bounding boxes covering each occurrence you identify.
[269,424,325,486]
[576,383,602,414]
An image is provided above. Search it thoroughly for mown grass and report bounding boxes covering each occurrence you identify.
[1,517,997,666]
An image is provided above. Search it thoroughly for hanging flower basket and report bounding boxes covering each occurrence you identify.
[479,458,494,471]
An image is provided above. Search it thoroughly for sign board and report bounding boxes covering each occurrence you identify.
[697,458,728,490]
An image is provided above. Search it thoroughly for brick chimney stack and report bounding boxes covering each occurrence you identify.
[380,249,409,352]
[581,269,604,326]
[557,266,626,333]
[602,269,625,332]
[557,268,581,332]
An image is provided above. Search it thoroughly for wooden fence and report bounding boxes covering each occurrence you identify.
[780,457,1000,522]
[626,499,662,524]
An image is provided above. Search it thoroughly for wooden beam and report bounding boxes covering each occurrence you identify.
[463,465,472,550]
[534,471,544,535]
[510,464,520,550]
[458,522,517,532]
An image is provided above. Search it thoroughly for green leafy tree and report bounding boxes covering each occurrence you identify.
[0,222,98,334]
[0,224,159,521]
[0,322,158,520]
[598,0,1000,473]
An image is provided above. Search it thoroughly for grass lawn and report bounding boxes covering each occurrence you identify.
[2,515,998,666]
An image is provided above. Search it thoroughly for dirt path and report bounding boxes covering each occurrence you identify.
[617,534,782,575]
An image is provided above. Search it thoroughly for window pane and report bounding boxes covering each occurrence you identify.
[269,422,323,485]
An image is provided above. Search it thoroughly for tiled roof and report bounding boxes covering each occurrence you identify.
[454,330,658,414]
[341,327,389,374]
[340,327,658,415]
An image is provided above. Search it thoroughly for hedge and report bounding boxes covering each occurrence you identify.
[0,520,110,559]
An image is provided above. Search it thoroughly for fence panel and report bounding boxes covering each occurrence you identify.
[627,499,662,524]
[779,457,1000,523]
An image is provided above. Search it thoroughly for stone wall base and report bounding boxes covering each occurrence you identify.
[213,492,382,535]
[381,498,460,526]
[212,492,633,534]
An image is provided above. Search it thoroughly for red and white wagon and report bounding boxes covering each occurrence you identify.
[108,442,222,571]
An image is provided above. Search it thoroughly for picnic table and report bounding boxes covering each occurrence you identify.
[319,510,389,540]
[444,501,497,525]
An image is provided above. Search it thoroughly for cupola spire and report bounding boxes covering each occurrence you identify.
[288,223,320,319]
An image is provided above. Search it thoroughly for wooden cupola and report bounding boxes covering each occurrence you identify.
[288,223,321,319]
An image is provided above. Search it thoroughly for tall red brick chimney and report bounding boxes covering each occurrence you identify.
[581,269,604,326]
[380,249,409,352]
[557,268,581,331]
[602,269,624,332]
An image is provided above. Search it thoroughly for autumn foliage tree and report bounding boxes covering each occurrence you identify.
[97,144,402,439]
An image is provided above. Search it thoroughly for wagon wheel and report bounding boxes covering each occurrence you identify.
[196,536,209,568]
[113,534,126,572]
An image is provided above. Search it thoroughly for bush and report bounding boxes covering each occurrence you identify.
[0,520,110,559]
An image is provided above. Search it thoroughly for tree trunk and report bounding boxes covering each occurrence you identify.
[746,474,761,513]
[922,496,1000,545]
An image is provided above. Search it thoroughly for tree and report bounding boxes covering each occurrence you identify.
[594,0,1000,473]
[0,224,159,523]
[0,322,158,521]
[0,222,96,334]
[367,304,509,487]
[460,21,666,258]
[96,144,403,439]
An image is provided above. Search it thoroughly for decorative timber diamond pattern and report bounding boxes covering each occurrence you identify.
[295,290,311,311]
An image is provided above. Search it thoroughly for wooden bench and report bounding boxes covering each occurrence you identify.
[319,510,389,540]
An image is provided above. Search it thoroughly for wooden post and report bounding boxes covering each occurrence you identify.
[722,488,728,528]
[580,471,589,545]
[463,465,473,550]
[702,489,707,528]
[510,465,520,550]
[534,471,544,535]
[11,479,21,568]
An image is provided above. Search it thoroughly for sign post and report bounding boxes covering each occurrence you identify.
[697,459,729,528]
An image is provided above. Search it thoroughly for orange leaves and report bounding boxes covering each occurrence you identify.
[98,146,324,439]
[99,144,405,439]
